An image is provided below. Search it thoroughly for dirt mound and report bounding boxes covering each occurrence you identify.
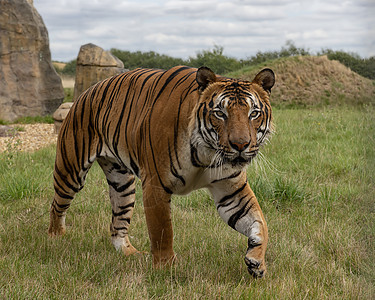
[234,56,375,107]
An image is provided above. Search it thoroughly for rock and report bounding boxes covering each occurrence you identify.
[73,43,125,101]
[53,102,74,134]
[52,44,125,133]
[0,0,64,122]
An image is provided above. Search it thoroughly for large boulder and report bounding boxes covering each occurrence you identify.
[73,43,125,101]
[0,0,64,122]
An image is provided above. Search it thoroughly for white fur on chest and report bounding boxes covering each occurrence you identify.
[173,160,243,196]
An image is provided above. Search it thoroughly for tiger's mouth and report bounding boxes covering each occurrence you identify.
[231,156,248,165]
[223,151,257,167]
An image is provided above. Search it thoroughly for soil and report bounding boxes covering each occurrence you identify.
[0,123,57,153]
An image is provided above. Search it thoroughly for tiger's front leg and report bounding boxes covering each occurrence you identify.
[142,180,175,268]
[209,172,268,278]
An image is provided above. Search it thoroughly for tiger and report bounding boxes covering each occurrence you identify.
[48,65,275,278]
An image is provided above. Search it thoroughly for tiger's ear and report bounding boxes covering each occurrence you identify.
[196,66,217,93]
[252,68,275,93]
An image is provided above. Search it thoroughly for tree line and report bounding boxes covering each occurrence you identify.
[56,42,375,80]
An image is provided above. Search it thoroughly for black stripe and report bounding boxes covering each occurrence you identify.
[53,174,73,196]
[55,202,71,209]
[129,157,140,177]
[54,167,79,194]
[107,177,135,193]
[190,144,205,168]
[54,188,73,200]
[224,195,248,213]
[78,95,87,172]
[211,171,242,183]
[101,76,124,130]
[71,103,83,186]
[152,66,191,102]
[58,139,78,187]
[118,218,131,223]
[52,203,65,215]
[118,202,135,210]
[112,209,131,217]
[218,182,247,205]
[174,71,197,169]
[168,144,185,185]
[120,189,136,198]
[112,202,135,217]
[113,226,129,231]
[200,104,215,143]
[112,162,122,170]
[228,202,253,230]
[117,169,129,175]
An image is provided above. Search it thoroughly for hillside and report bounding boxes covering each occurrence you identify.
[52,61,66,70]
[227,55,375,107]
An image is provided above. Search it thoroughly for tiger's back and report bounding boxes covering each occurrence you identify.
[57,66,199,192]
[50,65,275,278]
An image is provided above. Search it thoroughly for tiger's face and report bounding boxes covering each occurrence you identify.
[192,67,275,169]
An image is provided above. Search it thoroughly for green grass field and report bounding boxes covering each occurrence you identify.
[0,106,374,299]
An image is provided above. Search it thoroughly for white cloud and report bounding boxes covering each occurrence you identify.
[33,0,374,61]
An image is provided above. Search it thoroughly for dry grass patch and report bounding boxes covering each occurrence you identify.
[228,55,375,107]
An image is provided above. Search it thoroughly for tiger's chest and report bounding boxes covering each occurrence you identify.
[165,144,244,195]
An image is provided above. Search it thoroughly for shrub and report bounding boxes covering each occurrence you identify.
[187,45,244,74]
[110,49,185,70]
[61,60,77,76]
[244,40,310,66]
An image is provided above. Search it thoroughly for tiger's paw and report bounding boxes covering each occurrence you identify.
[244,256,266,278]
[121,243,142,256]
[48,214,66,237]
[48,225,66,237]
[112,236,142,257]
[152,253,177,269]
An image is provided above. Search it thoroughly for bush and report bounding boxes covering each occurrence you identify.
[110,42,310,75]
[244,40,310,66]
[61,60,77,76]
[54,60,77,76]
[110,49,185,70]
[187,45,244,74]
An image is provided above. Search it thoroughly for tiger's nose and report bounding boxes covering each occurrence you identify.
[229,140,250,152]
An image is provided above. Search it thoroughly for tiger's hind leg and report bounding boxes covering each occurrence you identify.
[98,158,139,256]
[48,158,93,237]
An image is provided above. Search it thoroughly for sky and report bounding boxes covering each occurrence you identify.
[33,0,375,62]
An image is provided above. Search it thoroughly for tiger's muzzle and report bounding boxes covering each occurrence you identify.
[225,144,258,167]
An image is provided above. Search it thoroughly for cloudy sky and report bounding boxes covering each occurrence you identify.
[33,0,374,62]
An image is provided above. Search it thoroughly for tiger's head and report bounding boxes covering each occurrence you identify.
[191,66,275,169]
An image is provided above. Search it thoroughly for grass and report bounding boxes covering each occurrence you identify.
[0,115,54,125]
[0,106,374,299]
[64,87,74,102]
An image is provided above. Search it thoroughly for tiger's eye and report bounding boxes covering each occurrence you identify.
[249,111,260,119]
[214,111,227,120]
